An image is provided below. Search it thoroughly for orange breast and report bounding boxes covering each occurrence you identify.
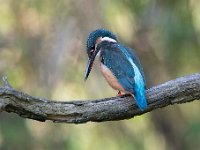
[100,63,126,92]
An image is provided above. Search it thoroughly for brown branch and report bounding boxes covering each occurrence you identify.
[0,73,200,124]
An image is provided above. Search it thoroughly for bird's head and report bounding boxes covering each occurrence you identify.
[84,29,118,80]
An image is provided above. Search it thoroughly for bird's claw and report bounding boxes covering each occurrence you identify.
[116,91,123,97]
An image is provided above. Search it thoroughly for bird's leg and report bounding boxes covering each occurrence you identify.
[117,91,123,97]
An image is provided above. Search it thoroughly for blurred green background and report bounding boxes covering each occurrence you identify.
[0,0,200,150]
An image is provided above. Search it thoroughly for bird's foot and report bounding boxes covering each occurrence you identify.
[116,91,124,97]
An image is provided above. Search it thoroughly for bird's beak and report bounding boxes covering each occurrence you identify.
[84,49,99,81]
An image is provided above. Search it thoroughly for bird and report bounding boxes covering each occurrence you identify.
[84,29,147,110]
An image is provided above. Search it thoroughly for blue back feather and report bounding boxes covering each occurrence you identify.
[100,42,147,110]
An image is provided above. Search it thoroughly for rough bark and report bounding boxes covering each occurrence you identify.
[0,73,200,124]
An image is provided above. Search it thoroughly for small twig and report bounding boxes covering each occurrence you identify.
[0,73,200,124]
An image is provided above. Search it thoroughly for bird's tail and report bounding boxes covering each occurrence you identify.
[131,85,147,110]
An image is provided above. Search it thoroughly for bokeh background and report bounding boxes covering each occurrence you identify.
[0,0,200,150]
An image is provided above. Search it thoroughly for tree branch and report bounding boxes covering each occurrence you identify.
[0,73,200,124]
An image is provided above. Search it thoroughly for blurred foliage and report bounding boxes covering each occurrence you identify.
[0,0,200,150]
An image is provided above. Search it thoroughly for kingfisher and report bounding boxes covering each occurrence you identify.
[84,29,147,110]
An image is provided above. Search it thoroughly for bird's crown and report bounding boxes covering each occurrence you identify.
[86,29,117,53]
